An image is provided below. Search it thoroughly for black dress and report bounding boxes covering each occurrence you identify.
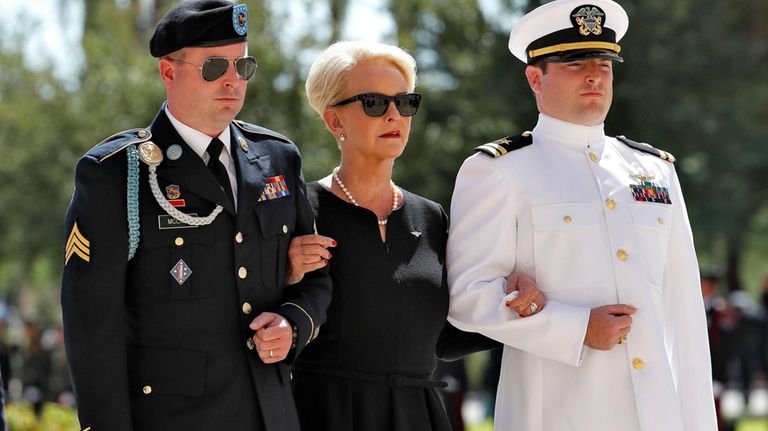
[292,182,497,431]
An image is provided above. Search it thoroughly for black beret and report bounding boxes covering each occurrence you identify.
[150,0,248,58]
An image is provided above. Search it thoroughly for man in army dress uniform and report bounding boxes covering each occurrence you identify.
[61,1,331,430]
[447,0,717,430]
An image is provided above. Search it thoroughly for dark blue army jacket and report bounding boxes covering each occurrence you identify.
[61,107,332,431]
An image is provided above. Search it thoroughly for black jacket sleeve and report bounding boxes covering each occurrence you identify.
[277,150,332,361]
[435,322,502,362]
[61,154,134,431]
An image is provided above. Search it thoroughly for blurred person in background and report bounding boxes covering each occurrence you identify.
[0,316,10,397]
[701,268,732,431]
[0,362,6,431]
[759,273,768,383]
[726,290,765,405]
[45,326,74,407]
[20,321,50,416]
[701,268,731,387]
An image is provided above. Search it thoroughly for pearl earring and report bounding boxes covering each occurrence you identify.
[339,134,346,142]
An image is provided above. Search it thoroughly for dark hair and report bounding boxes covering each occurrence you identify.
[531,59,549,74]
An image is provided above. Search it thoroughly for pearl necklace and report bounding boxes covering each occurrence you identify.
[332,167,398,226]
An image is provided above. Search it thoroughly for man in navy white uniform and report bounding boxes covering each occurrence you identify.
[61,1,331,430]
[447,0,717,430]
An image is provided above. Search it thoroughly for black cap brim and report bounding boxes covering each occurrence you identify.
[542,49,624,63]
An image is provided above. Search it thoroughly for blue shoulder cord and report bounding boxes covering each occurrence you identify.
[127,145,140,260]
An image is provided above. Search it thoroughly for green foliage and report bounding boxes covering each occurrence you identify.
[6,402,79,431]
[0,39,79,293]
[388,0,535,206]
[616,0,768,290]
[737,418,768,431]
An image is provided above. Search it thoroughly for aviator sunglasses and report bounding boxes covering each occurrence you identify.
[171,56,258,82]
[333,93,422,117]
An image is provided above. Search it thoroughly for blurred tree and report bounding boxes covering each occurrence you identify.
[617,0,768,291]
[388,0,533,206]
[0,31,82,307]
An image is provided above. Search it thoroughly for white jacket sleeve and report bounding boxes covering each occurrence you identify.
[447,154,591,366]
[663,171,717,430]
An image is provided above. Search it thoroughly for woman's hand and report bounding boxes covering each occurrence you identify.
[504,272,545,317]
[285,234,336,285]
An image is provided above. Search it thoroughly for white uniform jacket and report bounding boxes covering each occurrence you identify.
[447,114,716,431]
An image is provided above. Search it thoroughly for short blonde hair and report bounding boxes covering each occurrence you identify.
[305,41,417,116]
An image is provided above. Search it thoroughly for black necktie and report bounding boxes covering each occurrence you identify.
[206,138,234,208]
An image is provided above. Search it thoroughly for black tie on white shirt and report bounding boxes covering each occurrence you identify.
[206,137,234,208]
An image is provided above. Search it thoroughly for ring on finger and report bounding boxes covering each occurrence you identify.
[529,302,538,314]
[269,349,274,358]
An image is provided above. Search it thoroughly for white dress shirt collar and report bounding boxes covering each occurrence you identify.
[532,113,606,152]
[164,104,238,210]
[164,105,232,163]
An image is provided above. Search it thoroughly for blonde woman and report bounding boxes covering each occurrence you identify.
[284,41,542,431]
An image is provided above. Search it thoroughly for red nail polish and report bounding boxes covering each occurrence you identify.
[332,241,338,247]
[328,252,332,259]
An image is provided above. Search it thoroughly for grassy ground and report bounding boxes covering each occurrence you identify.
[737,418,768,431]
[466,421,494,431]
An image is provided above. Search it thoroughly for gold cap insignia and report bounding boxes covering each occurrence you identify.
[572,6,605,36]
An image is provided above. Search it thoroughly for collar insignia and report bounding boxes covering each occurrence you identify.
[166,144,183,161]
[238,136,249,152]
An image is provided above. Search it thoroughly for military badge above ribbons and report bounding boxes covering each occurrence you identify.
[165,184,186,208]
[629,172,672,204]
[258,175,290,201]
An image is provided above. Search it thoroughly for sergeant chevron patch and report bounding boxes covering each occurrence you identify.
[65,222,90,265]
